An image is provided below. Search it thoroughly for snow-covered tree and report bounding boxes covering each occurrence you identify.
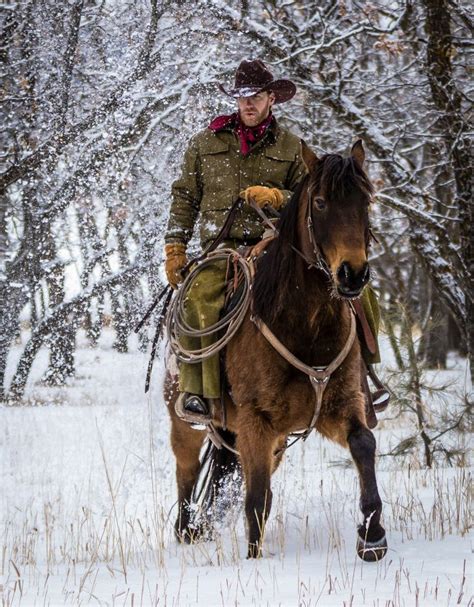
[1,0,471,400]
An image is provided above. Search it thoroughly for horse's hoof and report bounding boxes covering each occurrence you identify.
[356,533,388,561]
[247,542,263,559]
[175,519,213,545]
[174,525,203,544]
[175,527,193,544]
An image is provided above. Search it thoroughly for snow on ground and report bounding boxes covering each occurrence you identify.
[1,332,472,606]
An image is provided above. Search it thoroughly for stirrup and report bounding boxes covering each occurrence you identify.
[367,365,390,413]
[371,389,390,412]
[175,393,212,429]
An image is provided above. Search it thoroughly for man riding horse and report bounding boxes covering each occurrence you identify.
[164,59,384,424]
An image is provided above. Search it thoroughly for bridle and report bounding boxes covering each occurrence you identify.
[296,177,332,278]
[293,175,374,279]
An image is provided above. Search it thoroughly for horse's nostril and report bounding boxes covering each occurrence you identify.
[337,262,370,294]
[337,262,352,283]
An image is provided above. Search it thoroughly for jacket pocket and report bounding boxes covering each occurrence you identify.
[258,148,296,188]
[200,141,232,192]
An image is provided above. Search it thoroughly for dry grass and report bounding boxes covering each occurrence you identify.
[1,353,472,606]
[1,432,471,606]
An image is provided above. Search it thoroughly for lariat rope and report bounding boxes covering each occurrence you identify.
[136,197,247,392]
[167,249,253,363]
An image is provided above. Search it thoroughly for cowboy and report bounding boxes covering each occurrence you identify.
[164,59,384,423]
[164,59,308,419]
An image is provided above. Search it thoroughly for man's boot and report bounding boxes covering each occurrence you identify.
[175,392,212,429]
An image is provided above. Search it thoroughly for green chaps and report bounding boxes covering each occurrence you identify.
[178,261,381,399]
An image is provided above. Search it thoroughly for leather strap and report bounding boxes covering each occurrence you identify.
[352,298,377,355]
[248,198,279,234]
[252,311,356,383]
[252,310,356,439]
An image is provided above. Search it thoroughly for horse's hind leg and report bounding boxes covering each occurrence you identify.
[347,420,387,561]
[170,417,205,543]
[164,370,205,542]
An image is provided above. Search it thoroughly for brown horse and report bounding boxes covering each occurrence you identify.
[164,140,387,561]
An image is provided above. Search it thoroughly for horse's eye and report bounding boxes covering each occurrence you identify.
[314,197,326,211]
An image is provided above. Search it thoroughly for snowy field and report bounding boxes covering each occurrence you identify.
[1,331,472,606]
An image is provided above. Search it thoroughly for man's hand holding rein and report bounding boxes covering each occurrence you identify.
[240,186,284,210]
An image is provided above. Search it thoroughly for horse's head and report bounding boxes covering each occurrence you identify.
[300,140,374,298]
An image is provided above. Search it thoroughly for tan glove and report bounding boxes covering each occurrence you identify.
[164,243,188,289]
[240,186,284,210]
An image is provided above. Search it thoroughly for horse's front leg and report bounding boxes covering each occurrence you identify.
[237,413,277,558]
[348,420,387,561]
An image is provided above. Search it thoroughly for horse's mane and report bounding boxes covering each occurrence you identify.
[252,154,373,323]
[310,153,374,203]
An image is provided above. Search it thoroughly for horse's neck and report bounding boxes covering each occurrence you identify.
[251,235,350,362]
[273,265,350,363]
[281,273,339,329]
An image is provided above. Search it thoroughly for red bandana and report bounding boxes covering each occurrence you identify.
[209,112,274,156]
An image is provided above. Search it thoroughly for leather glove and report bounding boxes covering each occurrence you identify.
[164,243,188,289]
[240,186,284,210]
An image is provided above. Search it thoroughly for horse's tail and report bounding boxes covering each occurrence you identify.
[191,429,242,523]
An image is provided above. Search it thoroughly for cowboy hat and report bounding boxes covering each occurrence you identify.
[219,59,296,104]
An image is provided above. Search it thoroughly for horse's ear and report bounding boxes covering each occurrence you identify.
[301,140,318,173]
[351,139,365,168]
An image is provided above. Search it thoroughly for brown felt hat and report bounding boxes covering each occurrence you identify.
[219,59,296,104]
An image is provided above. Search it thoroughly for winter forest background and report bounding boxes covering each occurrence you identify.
[1,1,472,605]
[2,0,471,456]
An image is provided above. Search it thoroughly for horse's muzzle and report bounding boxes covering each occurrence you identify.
[336,261,370,297]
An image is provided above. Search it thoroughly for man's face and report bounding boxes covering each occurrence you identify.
[237,91,275,127]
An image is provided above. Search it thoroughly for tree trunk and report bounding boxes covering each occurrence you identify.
[0,282,29,400]
[422,0,473,379]
[43,273,76,385]
[448,315,467,356]
[418,288,449,369]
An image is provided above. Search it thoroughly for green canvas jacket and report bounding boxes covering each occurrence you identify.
[165,120,307,248]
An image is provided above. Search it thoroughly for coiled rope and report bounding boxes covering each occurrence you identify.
[166,248,253,363]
